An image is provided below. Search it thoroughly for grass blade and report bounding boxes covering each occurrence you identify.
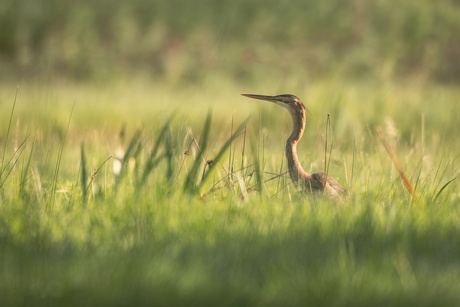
[1,87,19,178]
[240,126,247,178]
[114,129,142,188]
[199,117,249,190]
[376,127,415,197]
[49,101,75,208]
[228,116,234,176]
[433,178,456,203]
[80,143,87,202]
[0,137,28,189]
[138,121,169,187]
[19,134,36,198]
[184,111,212,194]
[251,139,263,196]
[164,121,174,182]
[86,156,113,195]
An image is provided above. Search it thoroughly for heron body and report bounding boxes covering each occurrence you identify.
[242,94,345,197]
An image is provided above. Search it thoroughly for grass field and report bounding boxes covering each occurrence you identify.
[1,0,460,306]
[1,77,459,306]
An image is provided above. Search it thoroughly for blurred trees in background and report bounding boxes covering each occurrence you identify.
[1,0,459,83]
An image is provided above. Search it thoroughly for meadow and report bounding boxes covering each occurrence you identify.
[1,0,460,306]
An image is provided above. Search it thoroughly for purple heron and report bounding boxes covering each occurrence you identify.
[242,94,345,197]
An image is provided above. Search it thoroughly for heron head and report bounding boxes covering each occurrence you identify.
[241,94,310,115]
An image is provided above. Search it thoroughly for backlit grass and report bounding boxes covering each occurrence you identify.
[0,77,459,306]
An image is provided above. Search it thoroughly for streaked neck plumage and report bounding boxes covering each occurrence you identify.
[285,104,312,185]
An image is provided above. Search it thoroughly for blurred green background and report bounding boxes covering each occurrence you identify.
[1,0,459,84]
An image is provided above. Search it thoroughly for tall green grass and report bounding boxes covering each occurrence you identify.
[0,78,458,305]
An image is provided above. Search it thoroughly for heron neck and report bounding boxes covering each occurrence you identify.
[285,108,310,183]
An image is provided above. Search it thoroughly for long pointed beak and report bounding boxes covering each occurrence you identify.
[241,94,278,103]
